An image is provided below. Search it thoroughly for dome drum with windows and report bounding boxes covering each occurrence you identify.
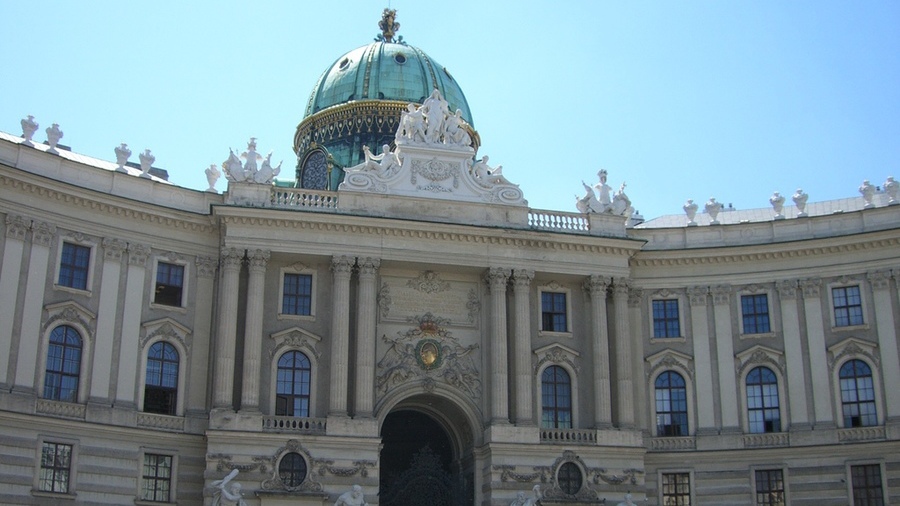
[293,9,479,190]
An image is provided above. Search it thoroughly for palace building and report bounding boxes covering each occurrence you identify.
[0,9,898,506]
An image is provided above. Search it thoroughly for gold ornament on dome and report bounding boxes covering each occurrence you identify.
[378,8,400,43]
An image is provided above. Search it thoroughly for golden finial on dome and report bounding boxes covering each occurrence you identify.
[378,8,400,43]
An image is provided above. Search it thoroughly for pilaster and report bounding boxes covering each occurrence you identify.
[90,237,126,403]
[776,279,810,427]
[511,269,534,426]
[711,285,739,430]
[189,256,217,415]
[328,255,353,417]
[240,249,270,412]
[612,278,634,428]
[213,247,243,409]
[0,215,28,385]
[687,285,716,432]
[585,275,611,428]
[115,243,150,406]
[799,278,833,426]
[14,220,55,390]
[869,270,900,419]
[486,267,510,424]
[354,257,380,418]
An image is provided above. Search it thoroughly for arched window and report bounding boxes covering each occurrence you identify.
[43,325,82,402]
[276,351,311,417]
[300,150,328,190]
[557,462,582,496]
[541,366,572,429]
[840,359,877,428]
[746,366,781,433]
[655,371,688,436]
[278,452,308,488]
[144,342,179,415]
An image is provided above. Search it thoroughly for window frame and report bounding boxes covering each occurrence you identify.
[538,284,572,335]
[138,331,188,418]
[55,240,94,293]
[275,350,313,417]
[745,366,782,434]
[278,266,317,321]
[659,470,694,506]
[137,449,178,505]
[143,341,180,416]
[150,257,188,310]
[846,461,886,506]
[277,452,309,489]
[750,467,788,506]
[739,291,774,337]
[37,313,94,406]
[41,325,84,403]
[540,364,573,429]
[653,370,690,437]
[650,296,684,340]
[828,281,867,330]
[838,359,878,428]
[33,436,78,499]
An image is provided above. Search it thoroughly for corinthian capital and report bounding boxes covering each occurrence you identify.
[358,257,381,277]
[247,249,271,270]
[583,275,610,297]
[799,278,821,298]
[687,286,708,306]
[775,279,797,299]
[331,255,354,276]
[511,269,534,289]
[485,267,510,290]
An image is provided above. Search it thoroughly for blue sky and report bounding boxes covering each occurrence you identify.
[2,1,898,220]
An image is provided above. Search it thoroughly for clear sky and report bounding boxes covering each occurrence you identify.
[2,1,898,220]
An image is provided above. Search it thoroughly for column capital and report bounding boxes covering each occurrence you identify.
[511,269,534,289]
[32,221,56,247]
[331,255,354,276]
[101,237,127,261]
[775,279,798,299]
[485,267,510,289]
[612,277,630,297]
[195,256,217,278]
[128,243,151,266]
[711,284,732,305]
[247,249,271,271]
[583,274,610,297]
[867,270,892,291]
[358,257,381,276]
[799,278,822,298]
[220,247,244,269]
[5,215,29,240]
[687,286,709,306]
[627,287,643,308]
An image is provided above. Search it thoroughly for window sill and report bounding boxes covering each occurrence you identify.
[538,330,573,338]
[149,302,187,314]
[739,332,776,340]
[53,284,91,297]
[135,500,177,506]
[277,313,316,322]
[650,336,686,344]
[832,323,869,332]
[32,490,76,500]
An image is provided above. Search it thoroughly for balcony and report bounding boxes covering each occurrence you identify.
[262,416,327,434]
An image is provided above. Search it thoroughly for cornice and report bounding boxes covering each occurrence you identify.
[0,171,216,234]
[215,211,642,257]
[630,232,900,268]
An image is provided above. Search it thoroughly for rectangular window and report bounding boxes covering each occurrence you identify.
[652,299,680,338]
[661,472,691,505]
[141,453,173,503]
[833,286,864,327]
[541,292,567,332]
[755,469,785,506]
[741,294,771,334]
[154,262,184,307]
[851,464,884,506]
[39,442,72,494]
[58,242,90,290]
[282,273,313,315]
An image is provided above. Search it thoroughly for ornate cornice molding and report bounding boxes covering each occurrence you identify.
[0,173,216,234]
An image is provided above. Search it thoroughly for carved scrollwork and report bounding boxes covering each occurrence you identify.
[314,459,376,478]
[407,270,451,294]
[493,465,544,483]
[410,158,459,192]
[377,282,392,318]
[260,440,323,492]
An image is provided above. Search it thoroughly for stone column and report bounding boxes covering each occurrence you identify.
[628,287,648,430]
[612,278,634,428]
[585,275,612,428]
[799,278,833,426]
[354,257,380,418]
[511,269,534,426]
[14,221,55,390]
[711,285,739,430]
[776,280,810,427]
[0,215,28,386]
[486,267,510,424]
[240,249,270,412]
[188,257,217,414]
[328,255,353,417]
[870,271,900,420]
[687,286,716,432]
[213,247,243,409]
[114,244,149,406]
[90,238,126,403]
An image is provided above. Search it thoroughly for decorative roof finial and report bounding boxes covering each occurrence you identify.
[377,8,400,43]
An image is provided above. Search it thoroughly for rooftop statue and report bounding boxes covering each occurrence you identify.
[211,469,248,506]
[859,179,876,209]
[346,144,401,179]
[396,103,426,144]
[705,197,723,224]
[885,176,898,205]
[205,164,220,192]
[223,148,246,182]
[241,137,262,174]
[377,8,400,43]
[443,109,472,147]
[576,169,632,217]
[471,156,511,187]
[683,199,699,226]
[255,152,282,184]
[422,89,449,144]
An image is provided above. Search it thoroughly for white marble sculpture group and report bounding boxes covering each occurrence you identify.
[222,137,282,185]
[576,169,633,217]
[395,89,472,150]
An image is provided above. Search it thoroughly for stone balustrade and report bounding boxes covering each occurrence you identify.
[540,428,598,444]
[272,188,339,209]
[262,415,328,434]
[528,209,589,232]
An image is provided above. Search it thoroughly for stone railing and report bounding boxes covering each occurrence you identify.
[649,436,697,451]
[35,399,86,420]
[262,416,328,434]
[837,425,886,442]
[137,413,185,432]
[742,432,790,448]
[528,210,589,233]
[272,188,339,210]
[540,428,597,444]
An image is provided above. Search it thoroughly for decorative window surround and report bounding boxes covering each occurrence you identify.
[150,254,189,312]
[37,301,96,405]
[278,262,317,321]
[648,289,686,342]
[845,461,887,506]
[750,466,788,506]
[54,236,96,295]
[534,343,580,429]
[646,349,696,438]
[538,281,572,336]
[735,345,788,435]
[136,448,178,505]
[138,318,191,417]
[269,327,322,417]
[658,470,694,506]
[829,337,882,427]
[33,435,79,499]
[827,277,869,331]
[738,285,776,338]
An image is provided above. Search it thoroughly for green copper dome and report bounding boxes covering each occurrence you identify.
[303,41,473,126]
[292,10,479,191]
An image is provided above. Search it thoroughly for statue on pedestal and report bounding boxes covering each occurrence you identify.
[347,144,401,178]
[335,484,368,506]
[859,179,876,208]
[211,469,248,506]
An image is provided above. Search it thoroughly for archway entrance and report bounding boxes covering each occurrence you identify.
[379,409,473,506]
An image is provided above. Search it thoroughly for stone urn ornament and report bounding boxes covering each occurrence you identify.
[683,199,698,226]
[705,197,723,225]
[769,191,785,219]
[792,188,808,217]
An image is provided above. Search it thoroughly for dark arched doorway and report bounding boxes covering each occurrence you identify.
[379,409,473,506]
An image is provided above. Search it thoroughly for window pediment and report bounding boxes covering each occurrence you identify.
[141,317,191,350]
[270,327,323,359]
[735,344,785,377]
[533,343,580,373]
[646,349,694,380]
[43,301,96,334]
[828,337,879,370]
